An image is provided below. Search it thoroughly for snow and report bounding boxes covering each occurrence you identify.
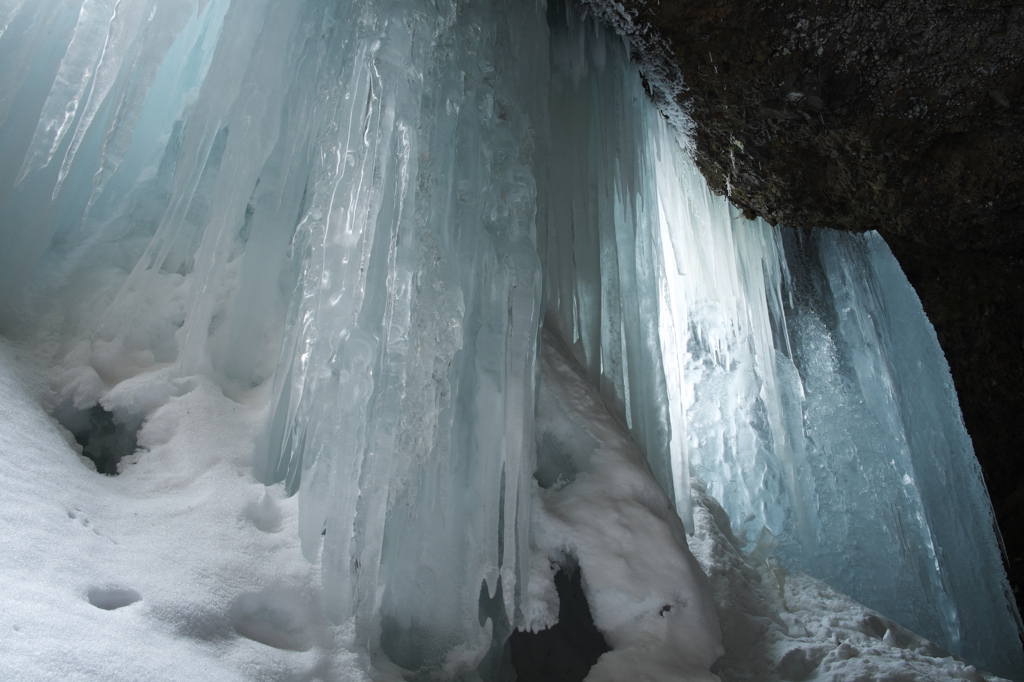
[0,338,369,682]
[532,329,723,680]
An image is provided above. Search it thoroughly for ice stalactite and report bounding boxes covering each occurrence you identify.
[0,0,1020,679]
[254,1,550,674]
[1,0,552,675]
[541,0,681,530]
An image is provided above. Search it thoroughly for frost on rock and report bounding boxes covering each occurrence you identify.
[0,0,1020,679]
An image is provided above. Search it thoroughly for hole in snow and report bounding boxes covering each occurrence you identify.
[55,404,140,475]
[509,567,609,681]
[88,587,142,610]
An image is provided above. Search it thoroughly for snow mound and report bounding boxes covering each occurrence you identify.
[531,329,723,680]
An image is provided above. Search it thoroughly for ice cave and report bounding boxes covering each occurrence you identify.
[0,0,1021,680]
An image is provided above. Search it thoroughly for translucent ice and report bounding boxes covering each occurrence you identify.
[653,142,1024,675]
[0,0,551,674]
[538,4,1021,675]
[542,1,680,530]
[0,0,1019,678]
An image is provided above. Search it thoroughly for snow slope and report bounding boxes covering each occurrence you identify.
[0,338,368,682]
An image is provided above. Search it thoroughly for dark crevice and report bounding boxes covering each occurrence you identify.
[57,404,140,475]
[509,567,609,682]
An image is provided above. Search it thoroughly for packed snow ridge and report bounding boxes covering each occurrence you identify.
[0,0,1020,680]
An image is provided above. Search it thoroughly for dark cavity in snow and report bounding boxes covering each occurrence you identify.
[508,567,609,681]
[88,587,142,610]
[56,404,140,475]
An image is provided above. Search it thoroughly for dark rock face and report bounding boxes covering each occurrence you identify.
[589,0,1024,250]
[583,0,1024,615]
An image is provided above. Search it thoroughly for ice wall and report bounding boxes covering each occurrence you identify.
[542,0,681,528]
[652,136,1024,675]
[0,0,551,676]
[0,0,1020,679]
[255,1,550,675]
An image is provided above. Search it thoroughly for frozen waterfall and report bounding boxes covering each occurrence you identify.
[0,0,1019,679]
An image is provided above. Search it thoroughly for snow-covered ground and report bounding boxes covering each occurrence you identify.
[0,337,368,682]
[0,332,1008,681]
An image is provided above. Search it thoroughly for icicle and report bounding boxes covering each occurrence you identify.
[0,0,28,42]
[542,0,679,527]
[17,0,123,186]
